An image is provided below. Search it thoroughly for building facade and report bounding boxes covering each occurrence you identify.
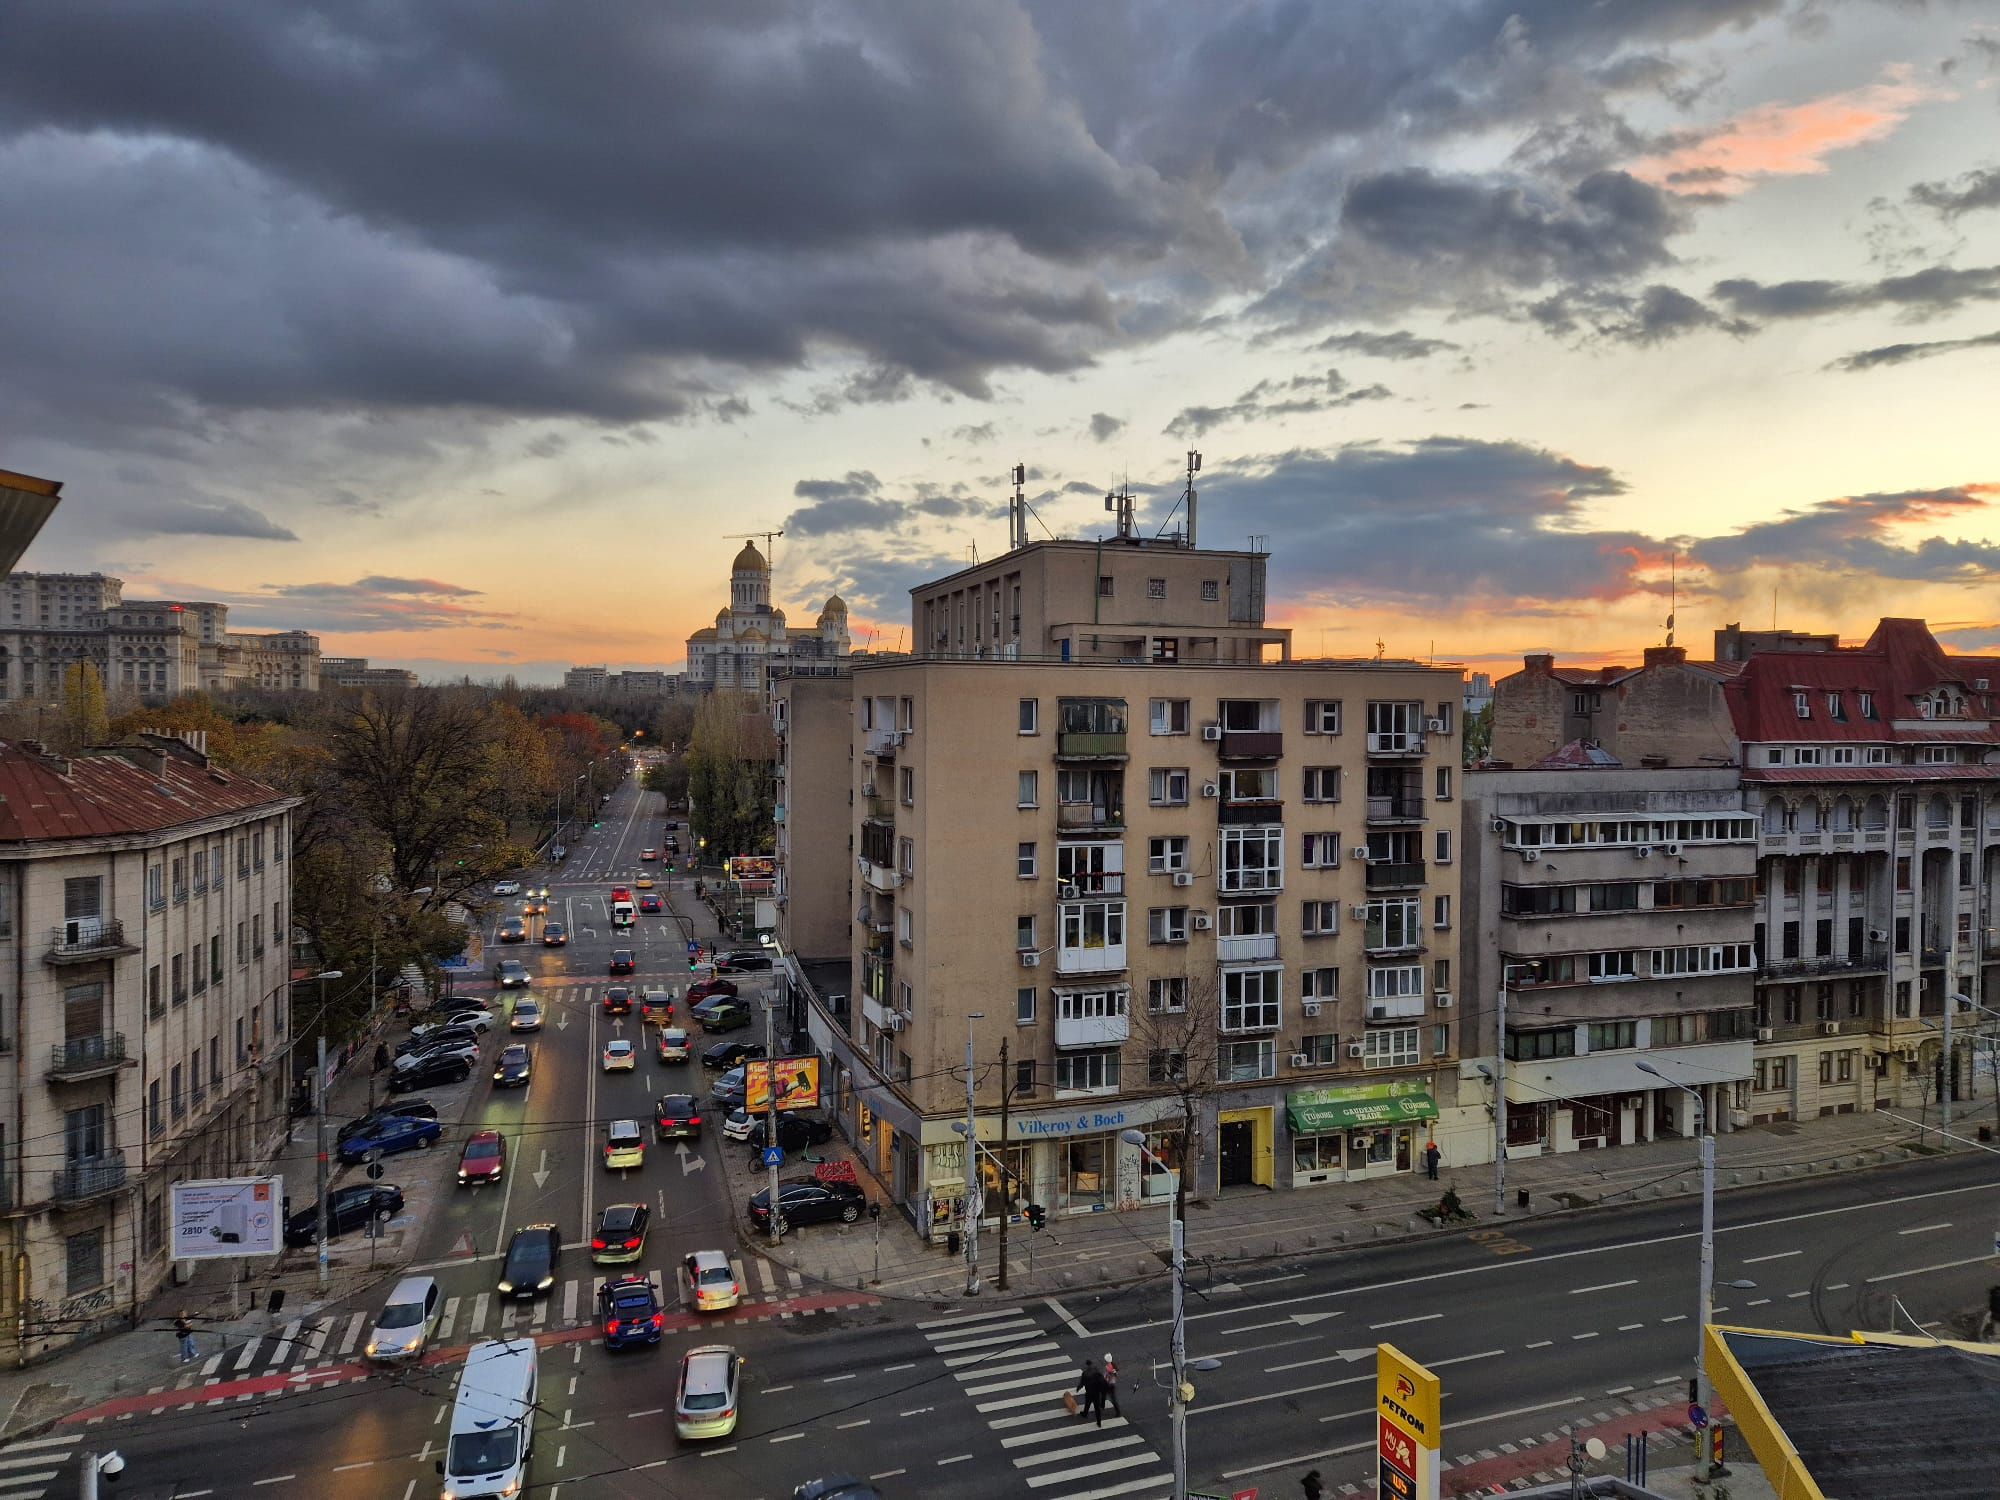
[772,672,858,965]
[0,734,298,1365]
[319,657,420,691]
[683,542,850,697]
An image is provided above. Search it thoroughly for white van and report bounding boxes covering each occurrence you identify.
[611,899,636,927]
[439,1338,537,1500]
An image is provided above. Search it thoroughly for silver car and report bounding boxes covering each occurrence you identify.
[366,1275,441,1363]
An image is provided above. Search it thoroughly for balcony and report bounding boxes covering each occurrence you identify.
[1056,730,1128,760]
[863,793,894,822]
[1217,932,1280,964]
[1218,799,1283,826]
[1218,870,1284,896]
[52,1153,128,1206]
[1056,874,1125,898]
[1219,730,1283,760]
[1365,732,1425,757]
[1055,1011,1131,1049]
[1055,941,1127,976]
[47,1033,129,1083]
[1057,804,1125,833]
[1363,859,1426,890]
[45,919,139,965]
[858,858,904,894]
[1365,795,1426,825]
[1365,929,1426,958]
[1759,947,1890,981]
[866,727,902,760]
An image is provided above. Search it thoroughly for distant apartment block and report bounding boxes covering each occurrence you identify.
[563,665,673,696]
[319,657,419,691]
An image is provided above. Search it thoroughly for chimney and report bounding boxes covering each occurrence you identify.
[1643,646,1687,668]
[121,745,170,778]
[1523,653,1555,674]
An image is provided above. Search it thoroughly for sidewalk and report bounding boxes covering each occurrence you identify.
[0,1012,424,1440]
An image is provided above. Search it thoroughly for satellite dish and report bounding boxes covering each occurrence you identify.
[1584,1437,1608,1461]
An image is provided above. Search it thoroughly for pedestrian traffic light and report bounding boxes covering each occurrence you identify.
[1026,1203,1046,1231]
[593,820,602,829]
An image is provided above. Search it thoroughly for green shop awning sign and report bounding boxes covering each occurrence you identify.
[1287,1077,1439,1134]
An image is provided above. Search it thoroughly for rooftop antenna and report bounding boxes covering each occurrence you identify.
[1185,450,1200,548]
[1010,462,1027,551]
[1374,637,1386,662]
[1666,550,1677,648]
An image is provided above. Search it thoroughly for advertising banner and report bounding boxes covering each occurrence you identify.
[171,1176,283,1261]
[745,1056,822,1113]
[1376,1342,1441,1500]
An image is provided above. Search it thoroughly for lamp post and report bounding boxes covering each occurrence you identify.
[962,1014,984,1296]
[308,969,344,1290]
[1123,1126,1195,1499]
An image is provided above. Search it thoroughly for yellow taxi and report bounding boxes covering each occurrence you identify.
[634,873,656,890]
[602,1119,647,1172]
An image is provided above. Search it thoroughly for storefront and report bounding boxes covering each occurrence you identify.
[1287,1078,1439,1185]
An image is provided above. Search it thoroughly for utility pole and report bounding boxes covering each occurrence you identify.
[764,981,781,1247]
[1493,979,1508,1217]
[1169,1213,1188,1497]
[964,1013,984,1296]
[1943,945,1955,1142]
[997,1035,1010,1292]
[315,1033,330,1290]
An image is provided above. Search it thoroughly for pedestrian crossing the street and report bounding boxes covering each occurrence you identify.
[172,1255,822,1387]
[0,1433,81,1500]
[919,1305,1172,1500]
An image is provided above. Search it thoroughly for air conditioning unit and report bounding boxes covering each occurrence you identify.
[1191,911,1212,931]
[1822,1021,1841,1036]
[1520,847,1542,863]
[1490,816,1508,834]
[884,1012,904,1032]
[1301,1000,1323,1017]
[1868,927,1888,943]
[1172,871,1195,887]
[1289,1052,1311,1068]
[1019,951,1041,968]
[1755,1026,1773,1042]
[1434,992,1454,1009]
[1351,904,1371,920]
[1347,1041,1366,1057]
[1058,883,1081,900]
[1426,718,1448,734]
[1367,1001,1391,1021]
[1202,723,1223,741]
[1663,842,1683,856]
[1200,782,1220,799]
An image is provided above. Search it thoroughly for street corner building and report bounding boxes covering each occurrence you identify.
[0,731,300,1364]
[772,502,1469,1243]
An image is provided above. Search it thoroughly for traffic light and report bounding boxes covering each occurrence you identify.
[593,820,602,829]
[1026,1203,1046,1231]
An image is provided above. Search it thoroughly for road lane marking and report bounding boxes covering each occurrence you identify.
[627,1407,664,1418]
[1617,1323,1646,1331]
[938,1453,975,1465]
[1569,1279,1638,1295]
[1865,1253,2000,1283]
[1046,1297,1090,1338]
[1659,1314,1688,1323]
[1899,1222,1952,1235]
[838,1419,871,1429]
[882,1362,915,1372]
[823,1373,856,1382]
[1571,1332,1599,1340]
[1746,1298,1771,1307]
[1024,1451,1157,1488]
[1526,1339,1553,1348]
[1787,1290,1811,1299]
[1606,1385,1634,1395]
[869,1471,907,1481]
[770,1432,803,1444]
[1743,1249,1803,1264]
[1369,1313,1441,1330]
[1825,1281,1850,1290]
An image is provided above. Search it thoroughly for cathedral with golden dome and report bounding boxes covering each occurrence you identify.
[683,539,850,696]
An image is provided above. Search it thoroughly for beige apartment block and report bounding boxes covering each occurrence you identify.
[0,734,299,1366]
[772,673,857,963]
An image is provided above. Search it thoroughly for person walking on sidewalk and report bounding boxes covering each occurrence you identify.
[1101,1352,1123,1416]
[373,1041,390,1074]
[175,1313,197,1364]
[1424,1139,1441,1180]
[1073,1359,1110,1427]
[1300,1468,1324,1500]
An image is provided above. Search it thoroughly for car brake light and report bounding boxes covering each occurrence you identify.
[591,1237,606,1250]
[606,1319,621,1335]
[651,1312,665,1328]
[624,1238,641,1250]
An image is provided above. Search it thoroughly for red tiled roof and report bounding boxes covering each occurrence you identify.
[0,739,295,843]
[1722,617,2000,745]
[1742,765,2000,783]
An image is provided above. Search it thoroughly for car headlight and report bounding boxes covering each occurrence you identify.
[538,1274,554,1289]
[497,1279,513,1293]
[457,1171,468,1181]
[365,1342,378,1357]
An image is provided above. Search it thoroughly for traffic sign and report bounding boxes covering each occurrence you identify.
[1688,1402,1709,1430]
[762,1146,785,1167]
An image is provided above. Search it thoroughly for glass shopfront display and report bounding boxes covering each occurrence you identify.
[1063,1137,1110,1209]
[1287,1079,1438,1185]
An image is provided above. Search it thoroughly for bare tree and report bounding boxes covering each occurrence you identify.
[1129,969,1227,1221]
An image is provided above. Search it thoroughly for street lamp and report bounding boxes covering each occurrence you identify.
[961,1013,985,1296]
[1122,1126,1202,1500]
[308,969,345,1290]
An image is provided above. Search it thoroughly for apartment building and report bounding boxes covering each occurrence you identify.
[779,534,1463,1241]
[319,657,420,691]
[771,672,857,965]
[1462,765,1757,1154]
[1491,620,2000,1127]
[562,666,673,697]
[0,734,299,1365]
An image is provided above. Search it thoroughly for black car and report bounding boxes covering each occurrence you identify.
[715,950,774,973]
[655,1094,703,1141]
[609,949,636,976]
[492,1044,533,1088]
[497,1223,563,1299]
[793,1481,882,1500]
[388,1051,471,1092]
[284,1184,404,1247]
[701,1040,765,1071]
[746,1113,835,1153]
[337,1100,438,1145]
[604,986,633,1015]
[748,1177,866,1232]
[695,1000,753,1034]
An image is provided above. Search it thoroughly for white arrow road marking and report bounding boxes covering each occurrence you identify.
[533,1150,550,1189]
[676,1142,706,1175]
[1290,1311,1346,1327]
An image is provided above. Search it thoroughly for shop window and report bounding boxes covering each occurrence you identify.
[1065,1138,1109,1206]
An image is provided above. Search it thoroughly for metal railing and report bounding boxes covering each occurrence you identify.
[48,1033,127,1077]
[52,1153,127,1203]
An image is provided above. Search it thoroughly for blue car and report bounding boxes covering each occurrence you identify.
[337,1114,443,1164]
[598,1274,665,1349]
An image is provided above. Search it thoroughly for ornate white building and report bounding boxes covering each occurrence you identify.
[684,541,849,696]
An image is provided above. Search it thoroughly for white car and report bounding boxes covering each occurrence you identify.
[721,1108,755,1141]
[415,1011,491,1037]
[682,1249,741,1312]
[509,999,544,1032]
[493,879,522,896]
[602,1040,637,1072]
[394,1037,478,1071]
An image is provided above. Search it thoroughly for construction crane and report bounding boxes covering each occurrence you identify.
[722,528,785,567]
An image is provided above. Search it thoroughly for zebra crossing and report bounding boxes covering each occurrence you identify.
[919,1304,1172,1500]
[173,1254,809,1386]
[0,1433,81,1500]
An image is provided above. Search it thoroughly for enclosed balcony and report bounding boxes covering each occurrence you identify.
[1054,992,1131,1049]
[1056,698,1129,760]
[1217,932,1280,963]
[1363,859,1426,890]
[52,1153,128,1206]
[1219,729,1283,760]
[48,1033,128,1084]
[1364,731,1425,758]
[45,919,139,966]
[866,727,902,761]
[857,857,904,894]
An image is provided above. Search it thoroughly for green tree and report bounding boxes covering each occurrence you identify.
[1463,700,1493,764]
[686,692,776,858]
[55,662,109,752]
[643,757,689,806]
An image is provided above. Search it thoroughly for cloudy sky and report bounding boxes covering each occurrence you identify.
[4,1,1998,680]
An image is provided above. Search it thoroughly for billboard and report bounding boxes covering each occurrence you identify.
[172,1176,283,1261]
[1376,1343,1441,1500]
[745,1056,822,1113]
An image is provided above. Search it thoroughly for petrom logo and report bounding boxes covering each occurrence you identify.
[1381,1375,1428,1436]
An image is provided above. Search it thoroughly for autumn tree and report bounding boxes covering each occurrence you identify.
[1129,969,1229,1220]
[487,701,559,840]
[54,662,109,752]
[686,692,776,859]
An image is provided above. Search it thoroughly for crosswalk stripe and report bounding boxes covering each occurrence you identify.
[1015,1433,1147,1469]
[438,1296,460,1340]
[469,1292,490,1335]
[0,1449,71,1470]
[917,1305,1025,1331]
[787,1269,803,1290]
[0,1437,76,1454]
[753,1259,777,1295]
[199,1348,225,1377]
[978,1387,1075,1414]
[959,1349,1072,1382]
[1002,1417,1131,1448]
[296,1320,329,1360]
[531,1299,550,1329]
[266,1319,301,1368]
[988,1406,1088,1431]
[562,1280,580,1324]
[336,1312,366,1356]
[940,1331,1044,1364]
[1049,1473,1175,1500]
[231,1338,259,1373]
[729,1257,749,1294]
[964,1365,1082,1398]
[1025,1451,1160,1488]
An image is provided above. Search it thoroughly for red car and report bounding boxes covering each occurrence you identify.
[610,886,632,905]
[639,893,663,914]
[457,1130,506,1187]
[609,949,636,976]
[686,977,738,1005]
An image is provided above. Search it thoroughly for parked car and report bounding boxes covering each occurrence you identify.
[603,1119,647,1172]
[639,892,664,914]
[492,1044,533,1087]
[702,1040,764,1071]
[655,1094,703,1141]
[609,949,636,976]
[497,916,528,943]
[496,959,531,988]
[721,1107,755,1141]
[745,1113,835,1153]
[457,1130,507,1185]
[715,951,774,974]
[394,1034,479,1068]
[542,921,568,947]
[549,843,567,862]
[602,1039,637,1072]
[598,1274,665,1350]
[399,1024,480,1055]
[424,1008,493,1033]
[493,880,522,896]
[695,1000,753,1034]
[681,1249,740,1312]
[710,1068,747,1109]
[388,1051,471,1092]
[657,1027,691,1063]
[509,998,544,1031]
[590,1202,651,1265]
[336,1114,443,1164]
[284,1184,404,1246]
[687,977,739,1006]
[603,986,633,1015]
[365,1275,441,1363]
[674,1345,745,1440]
[793,1479,882,1500]
[339,1100,437,1144]
[496,1223,563,1299]
[748,1177,867,1232]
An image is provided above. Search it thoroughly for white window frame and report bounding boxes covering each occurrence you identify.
[1434,828,1453,864]
[1219,825,1284,893]
[1149,767,1190,806]
[897,906,914,946]
[1019,698,1039,735]
[1149,698,1190,736]
[1148,836,1189,874]
[1301,832,1341,869]
[1221,967,1282,1032]
[1221,1039,1276,1082]
[1367,964,1425,1000]
[1301,966,1339,1000]
[1302,766,1341,803]
[1017,770,1039,809]
[1016,987,1036,1024]
[1433,894,1452,930]
[1362,1027,1421,1069]
[1017,843,1038,879]
[1147,976,1188,1013]
[1302,899,1339,936]
[1304,700,1341,735]
[1053,1049,1121,1097]
[1148,907,1189,944]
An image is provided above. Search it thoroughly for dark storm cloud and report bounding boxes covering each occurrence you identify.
[784,471,996,540]
[254,576,508,631]
[1690,487,2000,583]
[1310,330,1462,361]
[1710,264,2000,320]
[1532,282,1752,344]
[1089,413,1126,443]
[1827,329,2000,372]
[1911,166,2000,219]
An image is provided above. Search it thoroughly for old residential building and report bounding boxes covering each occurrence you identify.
[1463,763,1757,1154]
[0,734,298,1365]
[779,532,1464,1243]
